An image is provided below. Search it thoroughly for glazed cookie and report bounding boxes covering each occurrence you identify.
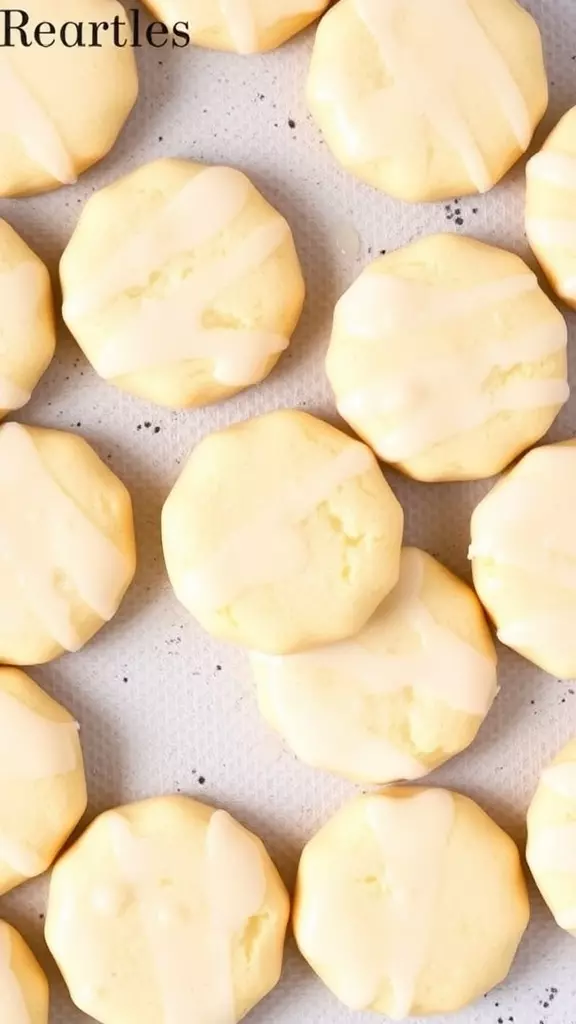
[526,106,576,309]
[0,221,55,420]
[527,739,576,935]
[252,547,498,784]
[0,921,49,1024]
[143,0,330,53]
[0,422,136,666]
[0,0,138,197]
[294,788,530,1019]
[0,667,86,896]
[326,234,568,482]
[45,796,290,1024]
[307,0,547,202]
[470,442,576,678]
[162,410,403,654]
[61,159,305,409]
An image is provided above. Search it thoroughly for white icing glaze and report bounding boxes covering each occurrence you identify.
[0,422,130,652]
[256,548,496,782]
[0,262,46,411]
[541,762,576,800]
[526,217,576,248]
[0,835,45,879]
[107,809,266,1023]
[348,0,531,190]
[0,924,30,1024]
[308,790,454,1017]
[528,822,576,874]
[336,271,568,460]
[65,165,291,386]
[527,151,576,189]
[219,0,323,53]
[0,58,76,185]
[0,688,79,781]
[181,443,375,611]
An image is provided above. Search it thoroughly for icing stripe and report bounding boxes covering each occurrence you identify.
[0,835,45,879]
[0,689,79,781]
[527,151,576,189]
[526,217,576,248]
[0,376,29,413]
[0,59,76,185]
[528,822,576,874]
[181,443,375,611]
[354,0,531,191]
[0,262,46,412]
[0,423,130,652]
[541,762,576,800]
[219,0,324,52]
[0,924,30,1024]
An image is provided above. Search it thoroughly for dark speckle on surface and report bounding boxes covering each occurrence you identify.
[154,425,161,434]
[216,664,222,672]
[198,776,206,785]
[288,118,296,129]
[455,216,464,226]
[379,249,386,255]
[144,421,151,429]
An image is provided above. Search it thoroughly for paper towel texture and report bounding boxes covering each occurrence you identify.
[0,1,575,1021]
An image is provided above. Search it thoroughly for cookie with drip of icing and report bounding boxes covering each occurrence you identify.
[143,0,330,52]
[470,441,576,678]
[307,0,547,202]
[0,0,138,198]
[45,796,290,1024]
[294,788,530,1020]
[0,921,49,1024]
[0,221,55,421]
[162,409,404,654]
[0,667,86,896]
[527,738,576,936]
[0,422,136,666]
[61,159,305,410]
[252,547,498,784]
[326,234,568,482]
[526,106,576,309]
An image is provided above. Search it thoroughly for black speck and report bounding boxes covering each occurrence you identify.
[530,699,535,704]
[39,912,44,920]
[76,421,81,427]
[158,60,163,65]
[543,1002,549,1008]
[561,699,566,704]
[198,776,206,785]
[445,204,451,211]
[137,424,142,431]
[158,135,164,142]
[144,421,151,429]
[472,207,479,214]
[498,1018,503,1023]
[379,249,387,255]
[123,676,128,683]
[455,216,464,226]
[216,664,222,671]
[288,118,296,129]
[455,207,461,215]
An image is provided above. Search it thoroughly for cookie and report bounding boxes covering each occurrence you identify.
[0,921,49,1024]
[252,547,498,784]
[294,788,530,1019]
[162,409,404,653]
[307,0,547,201]
[327,234,568,482]
[61,159,305,409]
[46,796,289,1024]
[0,422,136,665]
[527,739,576,935]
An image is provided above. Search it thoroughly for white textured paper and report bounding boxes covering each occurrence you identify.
[1,2,575,1021]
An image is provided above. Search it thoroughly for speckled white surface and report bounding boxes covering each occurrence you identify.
[0,2,575,1022]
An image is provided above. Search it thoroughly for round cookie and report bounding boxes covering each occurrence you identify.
[294,788,530,1019]
[162,409,404,654]
[326,234,568,482]
[0,921,49,1024]
[61,159,305,409]
[0,221,55,420]
[470,441,576,678]
[0,0,138,197]
[0,421,136,666]
[307,0,547,202]
[527,739,576,935]
[45,796,290,1024]
[143,0,330,53]
[0,667,86,896]
[526,106,576,309]
[252,547,498,784]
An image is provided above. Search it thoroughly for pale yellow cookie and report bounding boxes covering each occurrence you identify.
[0,422,136,666]
[326,234,568,482]
[527,738,576,936]
[143,0,330,53]
[46,796,290,1024]
[252,547,498,784]
[294,788,530,1019]
[0,667,86,896]
[0,921,49,1024]
[0,0,138,197]
[526,106,576,309]
[61,159,305,409]
[470,441,576,678]
[307,0,547,202]
[162,409,404,654]
[0,221,55,421]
